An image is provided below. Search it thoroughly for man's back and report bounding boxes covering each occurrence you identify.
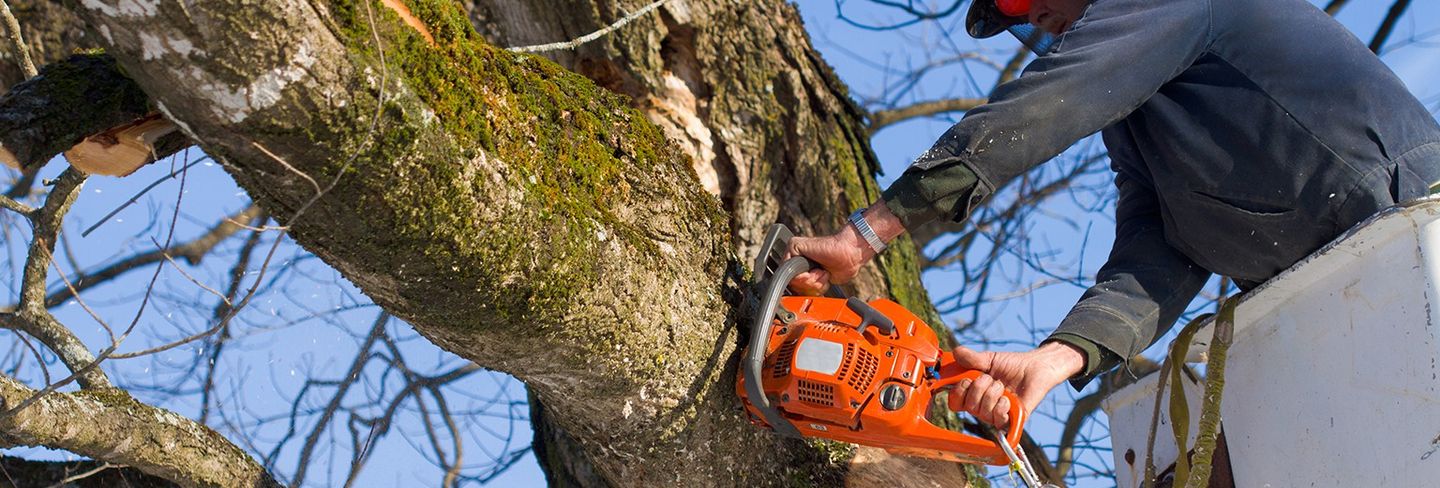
[1110,0,1440,284]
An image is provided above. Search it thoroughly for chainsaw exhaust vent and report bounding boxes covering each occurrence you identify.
[797,379,835,405]
[772,340,797,378]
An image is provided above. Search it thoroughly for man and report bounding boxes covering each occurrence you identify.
[789,0,1440,428]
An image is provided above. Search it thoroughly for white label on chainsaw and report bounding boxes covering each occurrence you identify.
[794,339,844,376]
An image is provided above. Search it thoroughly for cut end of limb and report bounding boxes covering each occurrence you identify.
[64,114,177,177]
[381,0,436,46]
[0,146,17,170]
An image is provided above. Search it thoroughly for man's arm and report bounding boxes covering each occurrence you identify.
[1048,131,1212,388]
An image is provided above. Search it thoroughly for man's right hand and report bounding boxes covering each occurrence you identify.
[946,341,1087,427]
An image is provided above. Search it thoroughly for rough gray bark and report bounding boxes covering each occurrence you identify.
[25,0,969,486]
[0,377,276,488]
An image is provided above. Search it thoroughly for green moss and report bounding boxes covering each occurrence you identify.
[313,0,733,374]
[808,438,857,465]
[73,386,137,408]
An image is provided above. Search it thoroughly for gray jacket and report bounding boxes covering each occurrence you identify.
[881,0,1440,383]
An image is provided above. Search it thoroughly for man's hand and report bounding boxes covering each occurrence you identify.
[946,341,1087,427]
[787,201,906,295]
[787,229,871,295]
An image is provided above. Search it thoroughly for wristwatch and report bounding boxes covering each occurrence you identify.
[849,209,886,253]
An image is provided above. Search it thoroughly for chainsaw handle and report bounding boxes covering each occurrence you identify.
[742,254,813,438]
[929,368,1026,450]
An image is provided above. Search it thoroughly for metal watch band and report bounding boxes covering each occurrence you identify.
[849,209,886,253]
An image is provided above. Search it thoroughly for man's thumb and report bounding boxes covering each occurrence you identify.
[951,345,992,371]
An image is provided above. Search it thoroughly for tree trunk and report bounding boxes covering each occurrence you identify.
[55,0,967,485]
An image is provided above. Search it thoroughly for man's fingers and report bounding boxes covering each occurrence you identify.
[979,380,1007,425]
[947,374,1014,427]
[961,374,994,415]
[995,396,1011,426]
[951,345,993,371]
[787,269,830,296]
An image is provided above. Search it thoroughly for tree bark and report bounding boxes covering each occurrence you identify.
[53,0,964,485]
[0,0,94,91]
[0,377,276,488]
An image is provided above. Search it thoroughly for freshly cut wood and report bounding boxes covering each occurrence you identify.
[63,113,177,176]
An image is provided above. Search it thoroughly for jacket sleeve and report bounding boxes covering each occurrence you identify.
[1047,127,1211,388]
[884,0,1213,228]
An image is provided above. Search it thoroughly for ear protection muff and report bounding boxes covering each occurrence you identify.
[995,0,1030,17]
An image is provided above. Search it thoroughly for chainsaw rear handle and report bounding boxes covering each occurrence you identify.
[930,369,1026,451]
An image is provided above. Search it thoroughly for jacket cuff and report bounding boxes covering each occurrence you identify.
[1047,317,1127,390]
[881,161,982,230]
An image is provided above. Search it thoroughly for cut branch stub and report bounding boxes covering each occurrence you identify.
[0,53,157,170]
[64,112,180,176]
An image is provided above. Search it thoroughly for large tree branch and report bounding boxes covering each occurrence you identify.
[66,0,793,485]
[0,376,277,488]
[63,0,958,485]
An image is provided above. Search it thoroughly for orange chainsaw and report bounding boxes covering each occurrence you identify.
[736,224,1032,469]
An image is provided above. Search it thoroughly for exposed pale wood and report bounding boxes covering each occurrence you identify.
[63,114,176,176]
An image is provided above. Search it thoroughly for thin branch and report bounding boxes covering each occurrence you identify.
[0,0,35,78]
[44,462,116,488]
[2,167,38,200]
[867,97,985,133]
[7,168,110,388]
[42,205,261,308]
[1323,0,1350,16]
[290,313,389,488]
[836,0,966,31]
[508,0,672,53]
[80,155,207,237]
[0,193,30,215]
[199,220,266,424]
[1369,0,1412,54]
[995,46,1030,87]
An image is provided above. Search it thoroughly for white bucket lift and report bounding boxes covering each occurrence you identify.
[1102,199,1440,487]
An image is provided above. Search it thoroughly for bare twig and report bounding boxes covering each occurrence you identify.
[0,0,36,78]
[1324,0,1350,16]
[81,155,207,237]
[290,313,389,488]
[868,97,986,133]
[44,462,116,488]
[0,193,29,215]
[508,0,672,53]
[1369,0,1412,54]
[199,220,266,424]
[41,205,261,308]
